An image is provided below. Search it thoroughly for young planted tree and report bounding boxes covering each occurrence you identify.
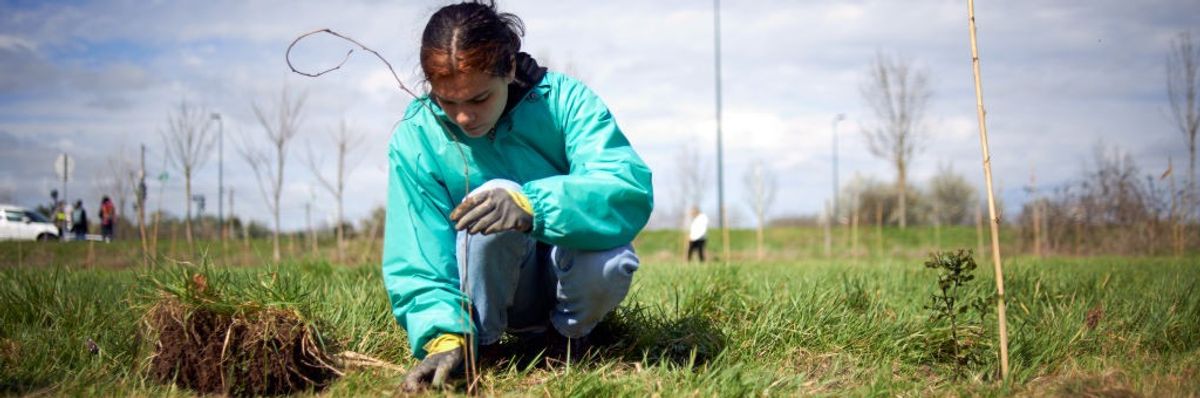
[742,160,777,259]
[96,143,139,235]
[303,118,364,263]
[1167,31,1198,220]
[929,163,978,226]
[240,87,306,262]
[675,142,710,220]
[860,52,931,229]
[673,142,710,257]
[161,101,217,253]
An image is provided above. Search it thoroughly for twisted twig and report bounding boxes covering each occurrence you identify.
[285,28,420,99]
[286,27,480,394]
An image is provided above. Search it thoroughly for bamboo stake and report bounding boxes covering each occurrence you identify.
[976,201,984,256]
[875,201,883,257]
[851,206,860,257]
[1167,158,1182,256]
[1030,168,1042,257]
[967,0,1010,379]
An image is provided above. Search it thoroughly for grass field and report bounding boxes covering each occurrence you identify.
[1,227,1198,396]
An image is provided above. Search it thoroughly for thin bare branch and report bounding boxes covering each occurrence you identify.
[286,28,420,99]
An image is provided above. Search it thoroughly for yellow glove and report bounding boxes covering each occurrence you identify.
[424,333,465,355]
[404,334,465,392]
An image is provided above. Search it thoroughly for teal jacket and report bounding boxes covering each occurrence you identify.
[382,71,654,358]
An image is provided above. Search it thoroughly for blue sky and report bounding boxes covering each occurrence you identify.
[1,0,1196,231]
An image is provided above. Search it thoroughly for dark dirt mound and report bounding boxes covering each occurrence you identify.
[146,298,340,396]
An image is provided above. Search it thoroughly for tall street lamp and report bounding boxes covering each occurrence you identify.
[211,112,224,241]
[713,0,728,261]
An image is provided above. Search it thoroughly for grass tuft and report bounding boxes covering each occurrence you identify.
[138,263,340,396]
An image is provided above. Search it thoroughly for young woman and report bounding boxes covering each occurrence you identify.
[381,1,653,390]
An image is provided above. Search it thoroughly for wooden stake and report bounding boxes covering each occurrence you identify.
[875,201,883,257]
[976,201,984,256]
[933,197,942,250]
[722,206,731,263]
[968,0,1010,379]
[1168,157,1182,256]
[851,205,860,257]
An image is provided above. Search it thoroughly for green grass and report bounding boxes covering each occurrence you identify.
[1,229,1198,396]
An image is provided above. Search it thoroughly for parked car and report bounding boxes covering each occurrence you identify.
[0,204,59,241]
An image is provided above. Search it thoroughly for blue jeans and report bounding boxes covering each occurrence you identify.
[457,230,639,346]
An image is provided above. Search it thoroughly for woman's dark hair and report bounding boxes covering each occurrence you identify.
[420,1,524,81]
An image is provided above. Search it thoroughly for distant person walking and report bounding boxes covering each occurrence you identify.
[688,206,708,262]
[70,199,88,241]
[99,196,115,242]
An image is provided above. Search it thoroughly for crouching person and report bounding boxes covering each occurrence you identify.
[380,1,654,392]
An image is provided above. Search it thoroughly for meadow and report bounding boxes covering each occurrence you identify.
[1,227,1197,396]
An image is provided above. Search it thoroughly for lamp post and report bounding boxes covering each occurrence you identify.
[713,0,728,261]
[832,113,845,220]
[211,113,224,241]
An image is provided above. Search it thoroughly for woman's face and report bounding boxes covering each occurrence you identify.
[430,71,511,137]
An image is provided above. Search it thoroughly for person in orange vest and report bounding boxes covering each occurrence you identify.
[99,196,116,242]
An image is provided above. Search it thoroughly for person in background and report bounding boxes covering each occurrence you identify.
[70,199,88,241]
[53,201,66,239]
[688,206,709,262]
[99,196,115,242]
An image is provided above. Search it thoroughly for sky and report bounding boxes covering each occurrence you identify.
[0,0,1195,231]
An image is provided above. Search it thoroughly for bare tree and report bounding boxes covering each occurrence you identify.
[860,52,931,229]
[674,141,710,222]
[1167,31,1199,219]
[304,118,364,263]
[742,160,777,259]
[928,162,978,226]
[93,145,139,239]
[672,142,710,258]
[161,101,217,252]
[240,87,306,262]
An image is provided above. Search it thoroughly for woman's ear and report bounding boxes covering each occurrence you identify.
[505,59,517,84]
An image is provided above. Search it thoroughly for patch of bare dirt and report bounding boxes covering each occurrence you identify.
[789,348,861,394]
[1021,369,1140,398]
[1085,304,1105,330]
[145,297,340,396]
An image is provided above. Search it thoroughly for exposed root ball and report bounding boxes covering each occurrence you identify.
[146,298,340,396]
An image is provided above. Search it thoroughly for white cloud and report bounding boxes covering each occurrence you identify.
[0,34,36,51]
[0,0,1194,230]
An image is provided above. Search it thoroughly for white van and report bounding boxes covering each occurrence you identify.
[0,204,60,241]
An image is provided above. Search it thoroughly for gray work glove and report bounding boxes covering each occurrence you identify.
[402,348,463,392]
[450,179,534,235]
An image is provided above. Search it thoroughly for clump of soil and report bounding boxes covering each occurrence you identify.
[145,296,340,396]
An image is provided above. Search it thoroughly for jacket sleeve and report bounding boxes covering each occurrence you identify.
[523,77,654,250]
[380,124,474,359]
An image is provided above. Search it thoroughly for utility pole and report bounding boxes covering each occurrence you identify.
[713,0,728,261]
[228,187,234,239]
[139,144,148,265]
[54,152,73,241]
[211,113,224,241]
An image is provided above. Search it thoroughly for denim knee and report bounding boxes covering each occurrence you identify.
[457,231,535,345]
[549,245,639,338]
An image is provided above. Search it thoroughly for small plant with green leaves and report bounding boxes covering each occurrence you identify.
[922,249,993,379]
